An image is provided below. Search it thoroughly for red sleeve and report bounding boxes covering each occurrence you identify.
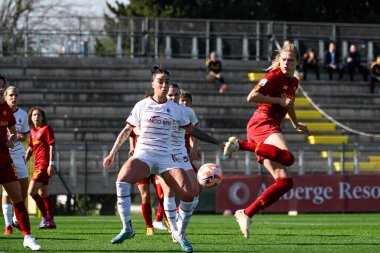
[6,104,16,128]
[254,71,275,95]
[28,133,33,147]
[44,126,55,145]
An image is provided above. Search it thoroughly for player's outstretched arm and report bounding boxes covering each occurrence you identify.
[186,125,224,150]
[103,123,133,170]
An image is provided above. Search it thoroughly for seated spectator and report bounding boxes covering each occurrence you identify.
[341,44,368,81]
[323,41,343,80]
[301,48,320,80]
[370,55,380,94]
[206,52,228,93]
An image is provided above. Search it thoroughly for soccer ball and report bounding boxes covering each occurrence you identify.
[197,163,223,188]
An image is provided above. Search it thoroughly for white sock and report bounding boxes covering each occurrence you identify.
[13,213,18,224]
[176,200,193,236]
[2,204,13,226]
[116,182,132,232]
[192,196,199,211]
[164,197,177,232]
[24,234,33,240]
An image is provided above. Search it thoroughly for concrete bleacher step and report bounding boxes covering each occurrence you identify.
[303,93,380,105]
[301,80,370,94]
[321,151,356,158]
[321,105,380,118]
[333,161,380,172]
[294,97,311,107]
[304,122,336,131]
[308,135,348,144]
[247,72,266,81]
[12,76,252,92]
[286,110,323,119]
[369,156,380,162]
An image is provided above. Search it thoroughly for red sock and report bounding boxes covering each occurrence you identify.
[238,140,294,166]
[155,203,164,222]
[256,143,295,166]
[153,181,165,222]
[13,201,31,236]
[244,177,293,218]
[141,203,153,228]
[32,193,48,217]
[237,140,257,152]
[42,196,54,219]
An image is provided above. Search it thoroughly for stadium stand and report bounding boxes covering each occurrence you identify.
[1,56,380,194]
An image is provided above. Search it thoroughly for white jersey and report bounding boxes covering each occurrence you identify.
[127,97,190,155]
[9,107,29,157]
[171,105,198,156]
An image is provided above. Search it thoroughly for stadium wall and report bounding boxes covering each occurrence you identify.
[216,174,380,213]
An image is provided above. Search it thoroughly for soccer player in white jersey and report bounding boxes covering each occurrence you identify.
[2,86,30,235]
[103,66,223,253]
[159,83,202,243]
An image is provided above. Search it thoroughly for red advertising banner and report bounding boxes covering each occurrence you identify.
[216,174,380,213]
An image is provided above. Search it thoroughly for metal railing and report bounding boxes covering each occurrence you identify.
[1,16,380,62]
[38,142,380,195]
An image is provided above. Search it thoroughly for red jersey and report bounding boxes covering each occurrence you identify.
[0,101,16,160]
[250,68,298,126]
[29,125,55,169]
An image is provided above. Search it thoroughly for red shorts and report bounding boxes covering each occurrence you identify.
[136,174,158,186]
[0,160,18,184]
[32,167,50,185]
[247,118,282,163]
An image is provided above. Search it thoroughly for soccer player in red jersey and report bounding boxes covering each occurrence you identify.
[25,107,57,229]
[0,78,42,250]
[223,44,309,239]
[2,86,30,235]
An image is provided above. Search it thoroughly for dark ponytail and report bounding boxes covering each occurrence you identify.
[151,65,170,80]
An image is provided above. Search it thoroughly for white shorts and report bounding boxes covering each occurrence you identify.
[134,151,185,175]
[11,155,28,179]
[174,152,193,171]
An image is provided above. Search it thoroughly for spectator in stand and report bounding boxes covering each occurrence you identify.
[301,48,320,80]
[370,55,380,94]
[323,41,342,80]
[341,44,368,81]
[206,52,228,93]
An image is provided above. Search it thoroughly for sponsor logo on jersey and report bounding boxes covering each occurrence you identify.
[33,140,41,145]
[259,78,268,86]
[144,116,172,125]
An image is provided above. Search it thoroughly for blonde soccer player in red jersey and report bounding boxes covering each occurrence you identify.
[26,107,57,229]
[224,43,309,239]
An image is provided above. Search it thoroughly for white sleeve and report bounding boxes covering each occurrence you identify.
[178,105,191,127]
[187,108,199,126]
[126,100,144,126]
[20,110,30,134]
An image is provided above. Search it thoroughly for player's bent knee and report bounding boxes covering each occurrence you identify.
[280,150,295,166]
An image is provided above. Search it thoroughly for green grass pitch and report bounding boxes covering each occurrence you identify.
[0,213,379,252]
